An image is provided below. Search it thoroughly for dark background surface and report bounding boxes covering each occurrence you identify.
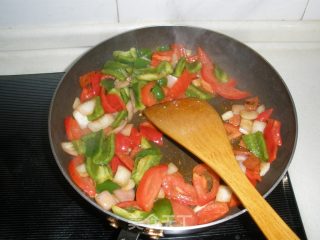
[0,73,307,239]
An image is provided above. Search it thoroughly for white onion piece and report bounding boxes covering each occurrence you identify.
[167,75,178,88]
[73,110,89,129]
[239,119,253,135]
[95,191,119,210]
[256,104,266,114]
[61,142,78,156]
[120,123,133,137]
[232,104,245,115]
[167,163,178,175]
[88,114,114,132]
[235,154,248,162]
[192,79,201,87]
[76,98,96,116]
[113,188,135,202]
[72,97,80,109]
[114,79,130,88]
[240,110,258,120]
[126,101,134,122]
[157,188,165,199]
[221,111,234,121]
[122,179,135,191]
[238,161,246,173]
[260,162,270,176]
[113,165,131,187]
[216,185,232,203]
[76,163,88,177]
[252,120,267,133]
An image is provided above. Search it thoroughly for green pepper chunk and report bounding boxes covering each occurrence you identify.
[151,84,165,101]
[120,87,130,104]
[86,157,113,184]
[96,179,120,193]
[133,58,150,69]
[100,79,115,92]
[137,48,152,59]
[111,110,128,128]
[87,96,104,121]
[102,60,129,81]
[186,61,202,73]
[131,82,145,110]
[152,198,174,223]
[140,137,152,149]
[157,77,168,87]
[215,66,229,83]
[82,130,102,158]
[242,131,269,162]
[173,57,186,77]
[137,61,173,81]
[156,45,171,52]
[132,147,162,184]
[185,84,213,100]
[112,205,149,221]
[113,48,137,64]
[72,139,85,155]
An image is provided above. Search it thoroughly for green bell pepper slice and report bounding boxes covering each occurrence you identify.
[185,84,213,100]
[242,131,269,162]
[173,57,186,77]
[151,83,165,101]
[87,96,104,121]
[111,110,128,128]
[102,60,129,81]
[100,79,115,92]
[86,157,113,184]
[96,179,120,193]
[215,66,229,83]
[186,61,202,73]
[152,198,174,223]
[131,82,145,110]
[112,205,149,222]
[113,48,137,64]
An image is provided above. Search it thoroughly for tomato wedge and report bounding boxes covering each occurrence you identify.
[162,172,198,206]
[100,89,126,113]
[196,201,229,225]
[139,121,163,145]
[64,116,89,141]
[110,156,124,174]
[168,70,196,99]
[116,201,141,209]
[264,119,282,162]
[193,164,220,206]
[141,82,158,107]
[116,153,134,171]
[68,156,96,198]
[151,50,174,67]
[79,71,103,102]
[170,200,198,226]
[256,108,274,122]
[223,123,242,141]
[136,164,168,211]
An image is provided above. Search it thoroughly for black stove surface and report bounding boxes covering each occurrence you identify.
[0,73,307,240]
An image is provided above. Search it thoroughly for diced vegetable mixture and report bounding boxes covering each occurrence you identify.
[62,44,282,226]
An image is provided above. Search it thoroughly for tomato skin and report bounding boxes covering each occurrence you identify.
[116,201,141,209]
[168,70,196,99]
[116,153,134,171]
[223,123,242,141]
[136,164,168,211]
[141,82,158,107]
[100,89,126,113]
[216,84,250,100]
[256,108,274,122]
[196,201,229,225]
[64,116,88,141]
[115,133,133,154]
[193,164,220,206]
[170,200,198,226]
[110,156,124,174]
[139,122,163,145]
[68,156,96,198]
[79,71,103,102]
[162,172,198,206]
[151,50,174,67]
[264,119,282,162]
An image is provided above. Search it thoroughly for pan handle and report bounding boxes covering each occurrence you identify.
[117,229,141,240]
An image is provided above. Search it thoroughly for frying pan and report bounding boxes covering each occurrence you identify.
[48,26,297,238]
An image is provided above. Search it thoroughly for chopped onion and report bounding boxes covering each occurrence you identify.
[76,98,96,116]
[167,163,178,175]
[121,179,135,191]
[95,191,119,211]
[239,119,253,135]
[113,165,131,187]
[260,162,270,176]
[238,161,246,173]
[61,142,78,156]
[120,123,133,137]
[157,188,165,199]
[114,79,130,88]
[221,110,234,121]
[113,188,135,202]
[235,154,248,162]
[72,97,80,109]
[73,110,89,129]
[252,120,267,133]
[87,114,114,132]
[240,110,258,120]
[232,104,245,115]
[126,101,134,122]
[192,79,201,87]
[216,185,232,203]
[256,104,266,114]
[193,204,208,213]
[76,163,88,177]
[167,75,178,88]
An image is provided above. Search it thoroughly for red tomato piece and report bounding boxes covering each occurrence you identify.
[223,123,242,141]
[256,108,274,122]
[162,172,198,206]
[79,71,103,102]
[151,50,174,67]
[246,166,261,186]
[264,119,282,162]
[115,133,133,155]
[100,89,126,113]
[228,114,241,126]
[168,70,197,99]
[110,156,124,174]
[141,82,158,107]
[216,84,250,100]
[228,194,241,208]
[196,201,229,225]
[116,201,141,209]
[193,164,220,206]
[136,164,168,211]
[139,121,163,145]
[64,116,87,141]
[243,154,260,170]
[116,153,134,171]
[68,156,96,198]
[244,96,259,111]
[170,200,198,226]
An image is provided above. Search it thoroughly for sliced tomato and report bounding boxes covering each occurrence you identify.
[116,153,134,171]
[139,121,163,145]
[196,201,229,225]
[223,123,242,141]
[136,164,168,211]
[246,166,261,186]
[243,154,260,170]
[168,70,196,99]
[264,119,282,162]
[116,201,141,209]
[68,156,96,198]
[100,89,126,113]
[216,84,250,100]
[79,71,103,102]
[170,200,198,226]
[64,116,88,141]
[141,82,158,107]
[110,156,124,174]
[228,194,241,208]
[151,50,174,67]
[193,164,220,206]
[115,133,133,155]
[162,172,198,206]
[256,108,274,122]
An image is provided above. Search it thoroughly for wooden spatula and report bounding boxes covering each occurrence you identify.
[144,98,298,240]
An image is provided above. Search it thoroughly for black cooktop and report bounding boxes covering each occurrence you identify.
[0,73,307,240]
